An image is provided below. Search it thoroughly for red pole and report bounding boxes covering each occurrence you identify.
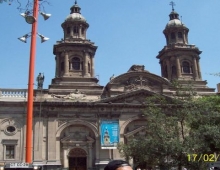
[26,0,39,163]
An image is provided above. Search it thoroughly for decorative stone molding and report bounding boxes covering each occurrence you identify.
[58,120,67,127]
[56,119,99,137]
[128,65,145,72]
[124,76,153,92]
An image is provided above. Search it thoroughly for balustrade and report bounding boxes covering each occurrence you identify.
[0,89,27,98]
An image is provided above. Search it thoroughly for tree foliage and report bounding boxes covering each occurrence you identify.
[0,0,50,14]
[118,81,220,170]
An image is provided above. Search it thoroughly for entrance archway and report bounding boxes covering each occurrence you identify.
[68,148,87,170]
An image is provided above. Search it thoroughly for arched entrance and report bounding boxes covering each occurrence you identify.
[69,148,87,170]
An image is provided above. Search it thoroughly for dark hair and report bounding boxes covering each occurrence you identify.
[104,160,131,170]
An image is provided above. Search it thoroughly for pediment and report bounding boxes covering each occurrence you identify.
[99,89,163,104]
[103,68,173,98]
[108,71,171,91]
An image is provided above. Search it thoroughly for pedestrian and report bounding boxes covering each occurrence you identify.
[104,160,133,170]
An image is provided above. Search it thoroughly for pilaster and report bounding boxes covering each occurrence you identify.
[33,118,43,161]
[63,147,68,168]
[48,118,56,160]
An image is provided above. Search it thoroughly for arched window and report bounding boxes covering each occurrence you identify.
[171,66,177,78]
[182,61,190,73]
[72,57,80,70]
[67,27,70,35]
[178,32,183,38]
[74,8,78,13]
[81,27,85,35]
[73,26,79,34]
[171,32,175,39]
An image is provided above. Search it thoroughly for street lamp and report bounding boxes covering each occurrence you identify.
[18,34,31,43]
[18,0,50,164]
[20,11,51,24]
[18,33,49,43]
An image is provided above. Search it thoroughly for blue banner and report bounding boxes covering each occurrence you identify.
[100,120,119,149]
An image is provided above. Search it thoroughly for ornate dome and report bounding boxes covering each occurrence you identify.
[64,1,87,23]
[65,13,86,22]
[165,10,187,28]
[166,19,184,28]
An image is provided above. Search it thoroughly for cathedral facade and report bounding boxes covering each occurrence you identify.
[0,2,216,170]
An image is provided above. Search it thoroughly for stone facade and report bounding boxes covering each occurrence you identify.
[0,2,216,170]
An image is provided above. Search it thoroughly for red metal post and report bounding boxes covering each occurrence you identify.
[25,0,39,163]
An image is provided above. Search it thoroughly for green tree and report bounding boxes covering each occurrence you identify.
[118,81,220,170]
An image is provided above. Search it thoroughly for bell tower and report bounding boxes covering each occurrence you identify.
[49,1,103,95]
[156,3,202,81]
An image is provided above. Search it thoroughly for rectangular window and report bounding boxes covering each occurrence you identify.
[6,145,15,159]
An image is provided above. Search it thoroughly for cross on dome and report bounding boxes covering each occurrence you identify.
[169,1,175,11]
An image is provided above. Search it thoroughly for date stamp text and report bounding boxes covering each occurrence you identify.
[187,154,220,162]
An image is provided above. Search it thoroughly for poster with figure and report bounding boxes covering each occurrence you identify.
[100,120,119,149]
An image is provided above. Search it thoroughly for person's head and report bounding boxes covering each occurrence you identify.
[104,160,132,170]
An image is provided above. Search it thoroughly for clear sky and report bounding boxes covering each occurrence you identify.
[0,0,220,91]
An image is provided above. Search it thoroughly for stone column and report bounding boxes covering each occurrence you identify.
[64,51,69,77]
[55,55,60,77]
[63,147,68,168]
[166,59,171,80]
[159,61,163,77]
[183,30,187,44]
[175,32,178,43]
[91,55,95,77]
[186,34,189,44]
[193,57,199,80]
[79,25,82,38]
[197,59,202,79]
[70,27,73,38]
[176,56,181,79]
[84,52,89,77]
[85,28,87,39]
